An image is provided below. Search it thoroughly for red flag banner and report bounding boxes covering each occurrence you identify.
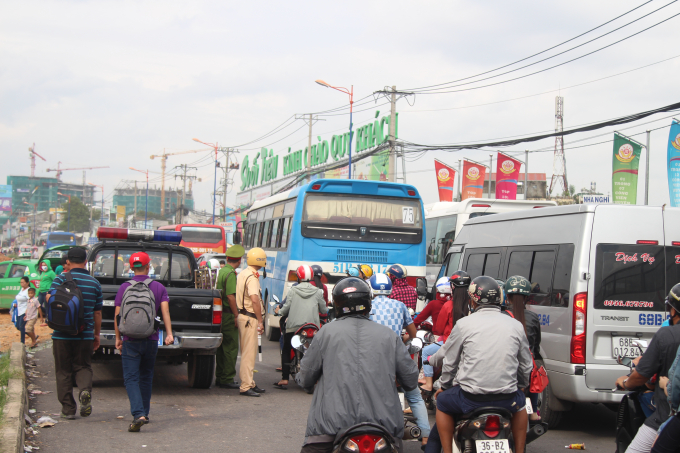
[462,160,486,200]
[434,159,456,202]
[495,153,521,200]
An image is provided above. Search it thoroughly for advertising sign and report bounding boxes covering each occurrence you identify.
[116,205,126,221]
[667,119,680,207]
[612,133,641,205]
[219,221,235,233]
[0,185,11,212]
[495,153,521,200]
[582,195,611,204]
[462,160,486,200]
[434,159,456,202]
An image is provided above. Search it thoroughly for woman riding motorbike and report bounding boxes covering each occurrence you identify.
[274,265,327,390]
[420,271,471,395]
[504,276,542,423]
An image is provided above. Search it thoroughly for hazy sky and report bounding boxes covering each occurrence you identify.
[2,0,679,213]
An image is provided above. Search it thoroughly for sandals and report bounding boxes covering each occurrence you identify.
[275,367,282,372]
[273,381,288,390]
[128,417,145,432]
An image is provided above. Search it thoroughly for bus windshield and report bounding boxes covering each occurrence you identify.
[303,194,422,228]
[48,233,76,245]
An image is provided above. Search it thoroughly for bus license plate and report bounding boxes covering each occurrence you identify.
[475,439,509,453]
[612,336,639,358]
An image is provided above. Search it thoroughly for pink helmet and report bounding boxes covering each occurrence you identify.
[296,264,314,282]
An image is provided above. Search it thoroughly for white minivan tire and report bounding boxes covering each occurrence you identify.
[536,360,564,429]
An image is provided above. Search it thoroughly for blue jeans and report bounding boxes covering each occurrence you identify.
[404,387,431,438]
[422,342,442,377]
[15,316,26,344]
[121,340,158,418]
[38,292,47,313]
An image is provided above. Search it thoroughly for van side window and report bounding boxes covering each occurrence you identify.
[552,244,574,308]
[506,249,556,306]
[465,252,501,279]
[0,263,8,278]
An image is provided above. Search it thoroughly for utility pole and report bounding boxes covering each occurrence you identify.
[489,154,494,199]
[458,159,462,201]
[373,86,413,183]
[295,114,323,183]
[524,150,529,200]
[645,131,650,205]
[549,96,568,197]
[174,165,198,224]
[219,147,239,221]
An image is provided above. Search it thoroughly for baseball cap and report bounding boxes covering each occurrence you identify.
[130,252,151,268]
[67,247,87,262]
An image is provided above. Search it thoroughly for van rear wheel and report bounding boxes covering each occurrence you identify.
[537,362,563,429]
[188,354,215,389]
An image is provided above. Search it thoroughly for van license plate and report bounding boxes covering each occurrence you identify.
[475,440,510,453]
[612,336,639,358]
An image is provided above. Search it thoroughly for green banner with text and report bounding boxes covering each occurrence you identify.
[612,133,641,205]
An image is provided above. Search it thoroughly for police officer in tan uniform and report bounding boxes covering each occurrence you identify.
[236,247,267,397]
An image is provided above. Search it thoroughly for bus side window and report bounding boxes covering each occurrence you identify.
[281,217,292,249]
[264,220,274,249]
[257,222,265,247]
[269,219,279,249]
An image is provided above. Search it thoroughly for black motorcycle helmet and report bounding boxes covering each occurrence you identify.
[449,270,472,288]
[311,264,323,278]
[666,283,680,320]
[332,277,372,318]
[468,276,501,306]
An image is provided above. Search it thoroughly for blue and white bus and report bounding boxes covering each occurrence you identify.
[240,179,426,341]
[44,232,77,249]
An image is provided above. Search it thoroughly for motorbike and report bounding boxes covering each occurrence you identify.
[401,337,425,440]
[415,329,439,411]
[615,339,649,453]
[332,422,400,453]
[421,356,547,452]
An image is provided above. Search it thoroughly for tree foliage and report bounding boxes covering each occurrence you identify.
[57,196,96,232]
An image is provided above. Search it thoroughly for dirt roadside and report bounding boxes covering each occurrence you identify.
[0,309,53,352]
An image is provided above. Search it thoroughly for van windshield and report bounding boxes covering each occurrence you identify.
[594,244,666,311]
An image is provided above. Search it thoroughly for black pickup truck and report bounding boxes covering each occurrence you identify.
[87,238,222,388]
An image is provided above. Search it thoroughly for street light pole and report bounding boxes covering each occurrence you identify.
[316,80,354,180]
[192,138,222,224]
[88,183,105,228]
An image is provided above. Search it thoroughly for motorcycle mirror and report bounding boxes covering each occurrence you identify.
[416,330,428,340]
[410,338,424,352]
[272,295,280,304]
[233,231,242,245]
[408,308,415,317]
[416,277,428,298]
[262,267,267,279]
[291,335,303,350]
[633,340,648,349]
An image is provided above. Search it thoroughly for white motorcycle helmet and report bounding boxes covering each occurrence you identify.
[435,277,451,294]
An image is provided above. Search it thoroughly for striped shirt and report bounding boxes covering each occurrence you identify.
[49,268,103,341]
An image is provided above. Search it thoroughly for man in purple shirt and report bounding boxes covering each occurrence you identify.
[114,252,173,432]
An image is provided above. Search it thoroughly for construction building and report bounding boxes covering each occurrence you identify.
[112,186,194,218]
[5,175,96,217]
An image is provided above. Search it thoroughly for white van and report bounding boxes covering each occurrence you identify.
[424,199,556,286]
[435,204,678,427]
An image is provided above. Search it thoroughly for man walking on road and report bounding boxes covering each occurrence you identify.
[114,252,173,432]
[47,247,103,420]
[215,245,244,389]
[236,247,267,397]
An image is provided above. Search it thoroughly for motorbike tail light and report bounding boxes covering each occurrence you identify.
[570,292,587,364]
[212,296,222,325]
[304,328,316,338]
[346,434,382,453]
[483,415,501,438]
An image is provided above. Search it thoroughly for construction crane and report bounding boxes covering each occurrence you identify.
[45,162,110,181]
[150,148,209,215]
[28,144,46,178]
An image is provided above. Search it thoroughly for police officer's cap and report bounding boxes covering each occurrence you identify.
[226,245,245,259]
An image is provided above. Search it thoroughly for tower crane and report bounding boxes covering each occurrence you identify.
[150,148,209,216]
[28,144,46,178]
[45,162,110,181]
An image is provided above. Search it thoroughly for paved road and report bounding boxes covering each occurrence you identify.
[26,339,617,453]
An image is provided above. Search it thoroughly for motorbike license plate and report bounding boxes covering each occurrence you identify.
[475,439,510,453]
[612,336,639,358]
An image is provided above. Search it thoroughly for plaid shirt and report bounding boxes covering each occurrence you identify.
[390,278,418,310]
[370,295,413,336]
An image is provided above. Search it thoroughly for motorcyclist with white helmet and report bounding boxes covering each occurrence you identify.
[274,265,327,390]
[426,276,533,453]
[368,273,430,448]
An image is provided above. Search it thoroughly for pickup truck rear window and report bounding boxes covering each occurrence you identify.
[594,244,666,311]
[92,250,193,281]
[180,227,223,244]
